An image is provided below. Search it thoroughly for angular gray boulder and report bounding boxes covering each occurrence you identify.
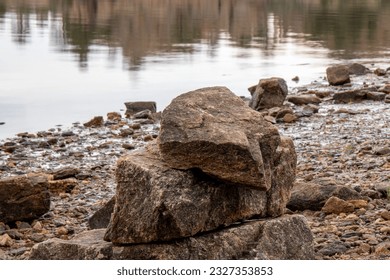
[249,77,288,110]
[0,174,50,223]
[30,215,315,260]
[158,86,295,190]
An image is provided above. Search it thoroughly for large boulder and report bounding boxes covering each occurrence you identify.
[0,174,50,223]
[29,215,315,260]
[249,78,288,110]
[104,145,269,244]
[326,65,351,86]
[158,86,295,190]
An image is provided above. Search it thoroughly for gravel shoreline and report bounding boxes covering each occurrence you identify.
[1,69,390,260]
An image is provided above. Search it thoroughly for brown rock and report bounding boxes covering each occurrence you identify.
[52,167,80,180]
[288,182,361,211]
[375,242,390,256]
[48,178,78,194]
[283,113,298,123]
[30,215,315,260]
[321,196,355,214]
[125,101,156,117]
[347,63,368,75]
[83,116,104,128]
[366,91,386,101]
[249,77,288,111]
[286,95,321,105]
[348,200,368,209]
[88,197,116,229]
[29,230,113,260]
[107,112,122,121]
[0,174,50,223]
[0,234,14,247]
[374,68,386,76]
[333,89,367,103]
[380,210,390,221]
[326,65,351,86]
[158,86,295,190]
[104,145,269,244]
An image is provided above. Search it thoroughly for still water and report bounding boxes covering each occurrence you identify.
[0,0,390,139]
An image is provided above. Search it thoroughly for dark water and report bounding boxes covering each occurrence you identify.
[1,0,389,139]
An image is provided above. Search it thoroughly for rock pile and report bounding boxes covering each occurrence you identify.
[29,86,315,260]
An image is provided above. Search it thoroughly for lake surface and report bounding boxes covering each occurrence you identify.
[1,0,390,139]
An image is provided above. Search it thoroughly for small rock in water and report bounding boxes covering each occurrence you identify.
[0,122,5,125]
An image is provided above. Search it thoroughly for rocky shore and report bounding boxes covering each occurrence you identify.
[1,63,390,260]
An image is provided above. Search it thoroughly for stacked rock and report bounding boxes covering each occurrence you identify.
[29,86,315,260]
[101,87,313,259]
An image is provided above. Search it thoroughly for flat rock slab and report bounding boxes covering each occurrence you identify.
[29,229,113,260]
[0,174,50,223]
[104,145,269,244]
[29,215,315,260]
[125,101,156,117]
[158,86,295,190]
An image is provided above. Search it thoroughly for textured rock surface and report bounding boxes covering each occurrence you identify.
[287,182,361,211]
[249,77,288,110]
[125,101,156,117]
[104,145,270,244]
[321,196,355,214]
[30,215,315,260]
[88,196,115,229]
[0,175,50,223]
[286,95,322,105]
[158,86,295,190]
[29,229,113,260]
[326,65,351,85]
[348,63,369,75]
[333,90,367,103]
